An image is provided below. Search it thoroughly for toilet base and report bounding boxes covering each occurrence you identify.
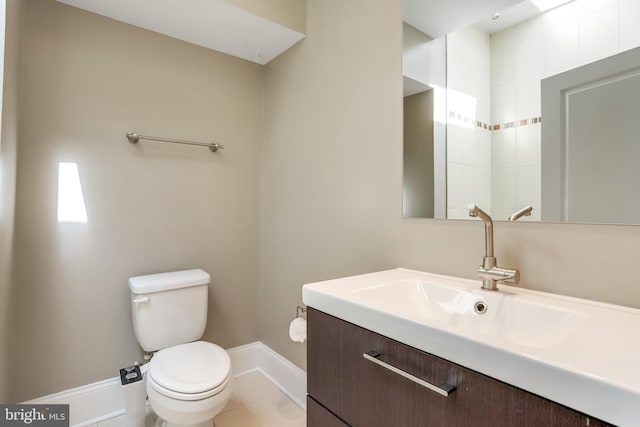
[155,418,214,427]
[147,374,233,427]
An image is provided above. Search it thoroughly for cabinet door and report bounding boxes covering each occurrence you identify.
[307,308,612,427]
[307,396,349,427]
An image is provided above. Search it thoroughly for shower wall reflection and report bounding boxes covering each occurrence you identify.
[403,0,640,224]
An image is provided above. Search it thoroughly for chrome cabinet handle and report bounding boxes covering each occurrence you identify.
[363,350,456,397]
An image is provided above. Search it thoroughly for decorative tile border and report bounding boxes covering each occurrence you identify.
[448,111,491,130]
[493,116,542,131]
[448,111,542,132]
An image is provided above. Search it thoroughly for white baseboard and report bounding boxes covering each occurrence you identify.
[24,341,307,427]
[25,377,127,427]
[228,342,307,409]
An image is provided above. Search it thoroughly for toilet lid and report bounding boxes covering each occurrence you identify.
[148,341,231,394]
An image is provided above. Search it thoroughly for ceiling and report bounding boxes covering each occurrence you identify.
[403,76,431,97]
[403,0,525,38]
[474,1,544,34]
[57,0,552,65]
[55,0,305,65]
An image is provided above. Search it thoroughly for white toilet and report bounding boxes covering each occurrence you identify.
[129,269,233,427]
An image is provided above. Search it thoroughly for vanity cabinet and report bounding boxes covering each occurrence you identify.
[307,308,612,427]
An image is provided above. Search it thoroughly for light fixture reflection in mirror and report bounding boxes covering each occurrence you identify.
[402,0,640,224]
[57,162,87,224]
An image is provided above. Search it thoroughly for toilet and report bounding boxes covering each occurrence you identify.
[129,269,233,427]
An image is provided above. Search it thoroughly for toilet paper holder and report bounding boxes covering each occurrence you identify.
[296,306,307,319]
[290,306,308,343]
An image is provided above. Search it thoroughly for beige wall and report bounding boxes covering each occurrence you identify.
[261,0,640,371]
[11,0,262,401]
[261,0,405,369]
[0,0,23,404]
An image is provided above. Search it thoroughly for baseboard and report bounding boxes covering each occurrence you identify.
[227,342,307,408]
[24,341,307,427]
[24,377,127,426]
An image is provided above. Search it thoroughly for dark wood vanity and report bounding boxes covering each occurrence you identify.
[307,308,613,427]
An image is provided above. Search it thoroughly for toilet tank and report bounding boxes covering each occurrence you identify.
[129,269,210,352]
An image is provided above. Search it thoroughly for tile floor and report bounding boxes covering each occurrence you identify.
[95,371,306,427]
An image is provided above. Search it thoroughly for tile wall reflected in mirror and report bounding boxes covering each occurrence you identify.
[403,0,640,224]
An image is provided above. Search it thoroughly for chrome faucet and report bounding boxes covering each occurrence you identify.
[468,203,520,291]
[508,205,533,221]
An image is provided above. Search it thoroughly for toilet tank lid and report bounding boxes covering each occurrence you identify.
[128,269,210,294]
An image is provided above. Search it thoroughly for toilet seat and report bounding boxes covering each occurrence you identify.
[148,341,232,401]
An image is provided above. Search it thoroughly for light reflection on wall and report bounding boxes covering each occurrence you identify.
[446,88,477,130]
[57,162,87,223]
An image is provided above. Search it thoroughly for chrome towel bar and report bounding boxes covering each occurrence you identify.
[126,132,225,153]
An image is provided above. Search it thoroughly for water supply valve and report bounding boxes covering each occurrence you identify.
[120,364,143,385]
[119,363,146,427]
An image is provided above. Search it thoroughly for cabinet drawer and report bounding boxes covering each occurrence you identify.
[307,308,611,427]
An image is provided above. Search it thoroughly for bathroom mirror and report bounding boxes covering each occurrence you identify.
[402,0,640,224]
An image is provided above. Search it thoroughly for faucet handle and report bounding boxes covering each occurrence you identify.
[478,265,520,289]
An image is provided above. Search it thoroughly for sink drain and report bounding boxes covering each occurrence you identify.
[473,300,488,315]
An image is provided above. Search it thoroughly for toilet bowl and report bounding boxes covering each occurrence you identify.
[147,341,233,427]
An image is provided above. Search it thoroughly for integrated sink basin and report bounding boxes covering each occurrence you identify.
[352,278,588,349]
[302,268,640,426]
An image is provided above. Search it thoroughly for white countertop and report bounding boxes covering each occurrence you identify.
[302,268,640,427]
